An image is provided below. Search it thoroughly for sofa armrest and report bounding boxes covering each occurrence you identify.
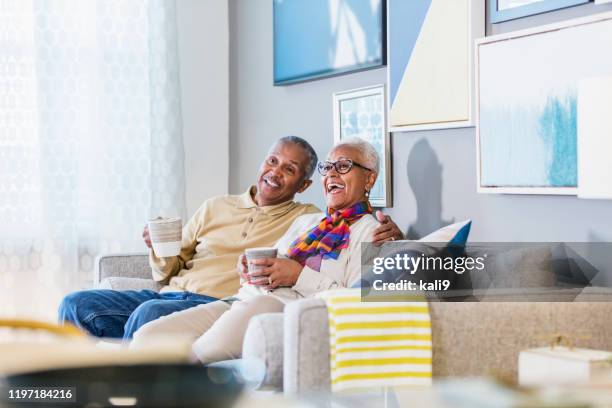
[242,313,284,391]
[283,298,331,394]
[97,277,163,292]
[95,252,151,285]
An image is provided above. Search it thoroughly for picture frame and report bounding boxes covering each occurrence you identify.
[273,0,386,86]
[476,11,612,195]
[333,85,392,207]
[387,0,484,132]
[489,0,590,24]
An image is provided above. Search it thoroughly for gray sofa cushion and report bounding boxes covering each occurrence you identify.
[283,298,331,394]
[242,313,284,390]
[97,277,163,292]
[429,298,612,383]
[95,253,150,284]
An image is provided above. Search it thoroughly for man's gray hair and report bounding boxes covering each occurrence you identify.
[332,137,380,175]
[274,135,318,179]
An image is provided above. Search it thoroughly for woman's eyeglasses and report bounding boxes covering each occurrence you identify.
[317,159,373,176]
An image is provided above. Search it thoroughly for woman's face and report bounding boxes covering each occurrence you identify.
[322,145,376,211]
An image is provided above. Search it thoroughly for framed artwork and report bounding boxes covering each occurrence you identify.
[333,85,392,207]
[476,11,612,194]
[490,0,590,23]
[273,0,386,86]
[387,0,484,132]
[577,76,612,199]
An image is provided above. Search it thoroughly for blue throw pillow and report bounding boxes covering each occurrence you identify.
[418,220,472,245]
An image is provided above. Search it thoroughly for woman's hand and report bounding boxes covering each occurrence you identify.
[236,254,250,283]
[248,258,304,289]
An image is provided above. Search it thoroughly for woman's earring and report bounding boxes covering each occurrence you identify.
[365,189,370,197]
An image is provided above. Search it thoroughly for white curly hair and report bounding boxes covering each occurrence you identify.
[330,136,380,175]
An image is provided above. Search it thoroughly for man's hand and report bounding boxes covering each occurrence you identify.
[372,210,404,245]
[142,225,152,249]
[236,254,250,283]
[248,258,304,289]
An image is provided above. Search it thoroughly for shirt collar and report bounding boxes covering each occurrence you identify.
[236,186,298,216]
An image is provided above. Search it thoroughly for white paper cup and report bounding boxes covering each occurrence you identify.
[148,217,182,258]
[245,247,277,283]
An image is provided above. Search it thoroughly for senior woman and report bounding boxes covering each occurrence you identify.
[131,137,381,363]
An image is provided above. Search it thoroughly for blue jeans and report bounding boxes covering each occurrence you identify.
[58,289,217,339]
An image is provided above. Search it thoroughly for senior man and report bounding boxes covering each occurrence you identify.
[59,136,402,339]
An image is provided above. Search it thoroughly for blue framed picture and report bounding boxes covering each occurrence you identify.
[273,0,386,86]
[475,14,612,195]
[490,0,590,23]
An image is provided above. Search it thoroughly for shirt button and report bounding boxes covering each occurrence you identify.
[248,217,253,223]
[242,232,247,238]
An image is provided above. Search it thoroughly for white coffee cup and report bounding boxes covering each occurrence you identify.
[148,217,182,257]
[245,247,277,283]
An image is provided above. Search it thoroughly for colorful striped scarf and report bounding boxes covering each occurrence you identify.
[286,201,372,266]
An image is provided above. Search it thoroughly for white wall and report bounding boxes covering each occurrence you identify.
[176,0,229,217]
[228,0,612,242]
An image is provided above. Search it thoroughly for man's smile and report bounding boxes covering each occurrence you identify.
[262,175,281,188]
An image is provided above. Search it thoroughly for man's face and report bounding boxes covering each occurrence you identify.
[256,142,312,206]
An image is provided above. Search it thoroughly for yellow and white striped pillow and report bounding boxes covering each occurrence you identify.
[318,288,432,392]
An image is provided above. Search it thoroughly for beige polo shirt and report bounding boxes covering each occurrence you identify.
[149,187,320,299]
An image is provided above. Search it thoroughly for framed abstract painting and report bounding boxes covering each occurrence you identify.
[387,0,484,132]
[490,0,590,23]
[273,0,386,86]
[476,12,612,194]
[333,85,392,207]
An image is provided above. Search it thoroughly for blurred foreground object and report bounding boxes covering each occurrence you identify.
[519,345,612,387]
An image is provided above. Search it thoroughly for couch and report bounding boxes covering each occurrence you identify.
[95,252,612,394]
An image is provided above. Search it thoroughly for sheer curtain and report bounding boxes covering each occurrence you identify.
[0,0,186,320]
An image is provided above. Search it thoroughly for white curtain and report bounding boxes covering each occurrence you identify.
[0,0,186,320]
